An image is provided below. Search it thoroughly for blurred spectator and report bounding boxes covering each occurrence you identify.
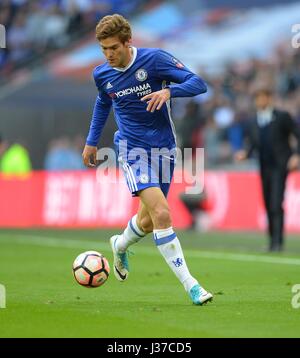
[7,12,31,65]
[202,114,231,167]
[213,98,234,130]
[202,115,221,166]
[44,136,86,170]
[227,111,246,154]
[179,190,207,231]
[0,140,32,176]
[177,100,203,151]
[0,134,8,158]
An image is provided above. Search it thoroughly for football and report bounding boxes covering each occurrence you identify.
[72,250,110,287]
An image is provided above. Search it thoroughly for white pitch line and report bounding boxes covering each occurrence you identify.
[13,235,109,250]
[186,251,300,266]
[1,234,300,266]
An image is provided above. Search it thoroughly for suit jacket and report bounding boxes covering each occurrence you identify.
[245,109,300,170]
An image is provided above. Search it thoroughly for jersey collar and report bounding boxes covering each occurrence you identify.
[113,46,137,72]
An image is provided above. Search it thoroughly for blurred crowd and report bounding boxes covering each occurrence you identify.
[44,135,86,171]
[0,133,86,173]
[175,44,300,168]
[0,0,147,73]
[1,44,300,172]
[1,1,300,171]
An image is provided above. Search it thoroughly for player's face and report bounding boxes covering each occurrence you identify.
[100,36,131,68]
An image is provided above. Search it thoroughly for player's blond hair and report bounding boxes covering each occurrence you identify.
[96,14,132,43]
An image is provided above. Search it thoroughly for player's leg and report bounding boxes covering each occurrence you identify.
[115,205,147,250]
[138,186,213,305]
[136,201,154,233]
[110,201,154,281]
[110,152,154,281]
[113,201,153,252]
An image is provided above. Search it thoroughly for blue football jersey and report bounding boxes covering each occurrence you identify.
[86,47,207,154]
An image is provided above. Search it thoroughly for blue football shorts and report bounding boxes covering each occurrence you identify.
[118,148,176,198]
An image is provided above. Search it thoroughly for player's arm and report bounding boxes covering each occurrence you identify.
[285,111,300,171]
[141,50,207,112]
[235,121,255,162]
[83,92,112,168]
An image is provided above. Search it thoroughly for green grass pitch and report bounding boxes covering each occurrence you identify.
[0,229,300,338]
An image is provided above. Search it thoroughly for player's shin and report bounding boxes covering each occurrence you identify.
[115,214,146,253]
[153,227,198,292]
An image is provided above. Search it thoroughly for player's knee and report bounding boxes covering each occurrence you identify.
[139,216,153,234]
[152,206,172,228]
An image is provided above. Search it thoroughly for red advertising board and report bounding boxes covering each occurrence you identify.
[1,170,300,232]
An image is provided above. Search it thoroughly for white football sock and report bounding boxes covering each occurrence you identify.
[116,214,146,253]
[153,227,198,292]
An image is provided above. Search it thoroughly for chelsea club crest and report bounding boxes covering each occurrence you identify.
[135,68,148,81]
[140,173,149,184]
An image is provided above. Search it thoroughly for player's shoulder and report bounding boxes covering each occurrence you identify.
[138,47,160,54]
[137,48,174,66]
[93,62,112,85]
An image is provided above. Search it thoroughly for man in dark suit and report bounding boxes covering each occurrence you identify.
[236,88,300,252]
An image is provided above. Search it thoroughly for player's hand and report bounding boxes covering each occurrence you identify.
[82,144,97,168]
[140,88,171,113]
[287,154,300,171]
[234,150,248,162]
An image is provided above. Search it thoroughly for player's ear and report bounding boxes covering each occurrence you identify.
[125,38,132,47]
